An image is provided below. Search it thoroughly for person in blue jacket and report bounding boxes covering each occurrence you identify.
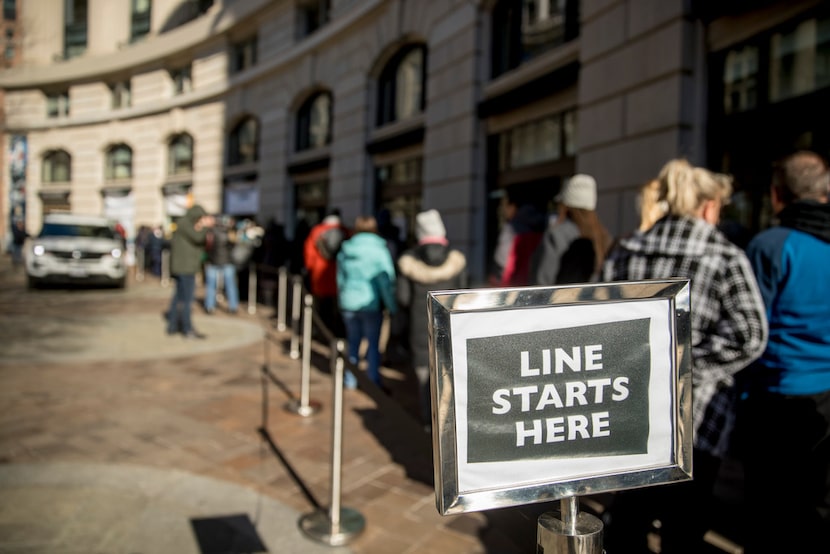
[336,215,397,391]
[735,150,830,553]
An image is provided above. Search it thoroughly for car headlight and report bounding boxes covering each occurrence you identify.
[33,244,45,256]
[111,248,122,259]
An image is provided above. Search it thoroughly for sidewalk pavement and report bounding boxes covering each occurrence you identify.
[0,258,530,554]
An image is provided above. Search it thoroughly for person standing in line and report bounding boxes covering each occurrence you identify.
[490,190,546,286]
[336,215,397,391]
[166,204,214,339]
[531,174,613,285]
[601,159,768,553]
[396,209,467,429]
[734,150,830,553]
[304,208,350,337]
[203,214,239,315]
[10,219,28,268]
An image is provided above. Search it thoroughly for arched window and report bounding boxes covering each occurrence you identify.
[42,149,71,183]
[228,116,259,165]
[168,133,193,175]
[377,44,427,127]
[296,92,332,151]
[105,144,132,180]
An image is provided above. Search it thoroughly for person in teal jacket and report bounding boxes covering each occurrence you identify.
[735,150,830,552]
[336,215,397,390]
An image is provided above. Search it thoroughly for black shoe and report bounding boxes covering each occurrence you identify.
[183,330,207,340]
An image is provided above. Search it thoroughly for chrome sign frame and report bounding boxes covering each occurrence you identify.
[427,279,693,515]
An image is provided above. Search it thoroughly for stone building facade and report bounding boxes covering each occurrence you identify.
[1,0,827,283]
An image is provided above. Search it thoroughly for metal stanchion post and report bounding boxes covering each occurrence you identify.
[277,267,287,332]
[161,250,171,287]
[135,247,145,282]
[285,294,321,417]
[536,496,604,554]
[299,340,365,545]
[248,261,257,314]
[289,275,302,359]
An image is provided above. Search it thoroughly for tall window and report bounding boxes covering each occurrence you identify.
[168,134,193,175]
[230,35,257,74]
[377,45,427,127]
[298,0,331,37]
[4,0,16,20]
[64,0,88,59]
[130,0,151,42]
[110,81,132,109]
[105,144,133,180]
[769,15,830,103]
[296,92,332,151]
[491,0,580,78]
[46,91,70,118]
[497,109,577,171]
[170,65,192,95]
[43,150,71,183]
[228,117,259,165]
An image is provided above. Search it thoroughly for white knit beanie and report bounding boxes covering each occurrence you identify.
[557,174,598,210]
[415,209,446,241]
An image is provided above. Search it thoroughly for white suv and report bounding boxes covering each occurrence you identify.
[26,213,127,289]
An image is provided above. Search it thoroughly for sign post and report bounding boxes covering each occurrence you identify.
[427,280,693,552]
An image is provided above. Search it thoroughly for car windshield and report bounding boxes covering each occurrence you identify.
[39,223,118,239]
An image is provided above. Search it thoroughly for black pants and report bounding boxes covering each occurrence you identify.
[603,448,722,553]
[733,389,830,553]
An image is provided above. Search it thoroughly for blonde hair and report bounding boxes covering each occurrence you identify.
[657,159,732,218]
[638,179,667,232]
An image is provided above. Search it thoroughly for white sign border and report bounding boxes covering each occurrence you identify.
[427,279,693,515]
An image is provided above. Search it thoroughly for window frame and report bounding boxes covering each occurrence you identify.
[64,0,88,59]
[296,91,332,151]
[377,44,427,127]
[130,0,152,42]
[168,133,194,176]
[230,35,258,74]
[228,116,259,166]
[105,144,133,181]
[110,80,132,110]
[42,149,72,183]
[298,0,331,38]
[169,65,193,95]
[490,0,580,79]
[46,90,70,118]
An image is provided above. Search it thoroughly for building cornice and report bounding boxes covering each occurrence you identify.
[0,0,385,90]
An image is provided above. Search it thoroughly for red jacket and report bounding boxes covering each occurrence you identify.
[303,218,349,297]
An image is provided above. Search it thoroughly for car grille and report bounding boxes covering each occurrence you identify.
[49,250,106,260]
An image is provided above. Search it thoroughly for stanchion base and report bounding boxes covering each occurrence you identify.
[284,399,322,417]
[299,508,365,546]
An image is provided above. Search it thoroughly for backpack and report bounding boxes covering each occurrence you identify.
[316,227,344,260]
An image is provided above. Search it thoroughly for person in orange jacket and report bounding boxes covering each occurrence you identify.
[303,208,350,337]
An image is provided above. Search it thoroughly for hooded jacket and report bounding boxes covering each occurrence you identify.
[745,200,830,395]
[336,232,397,314]
[397,243,467,368]
[603,215,767,454]
[170,205,208,276]
[304,216,350,297]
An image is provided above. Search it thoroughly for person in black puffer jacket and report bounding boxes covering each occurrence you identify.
[396,209,467,430]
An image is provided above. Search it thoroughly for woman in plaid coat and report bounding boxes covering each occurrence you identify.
[602,159,768,553]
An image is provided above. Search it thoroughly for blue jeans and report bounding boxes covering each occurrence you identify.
[204,263,239,312]
[167,274,196,335]
[341,310,384,388]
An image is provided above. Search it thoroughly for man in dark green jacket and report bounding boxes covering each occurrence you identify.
[166,204,214,338]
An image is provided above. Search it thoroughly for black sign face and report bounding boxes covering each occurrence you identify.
[465,318,651,463]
